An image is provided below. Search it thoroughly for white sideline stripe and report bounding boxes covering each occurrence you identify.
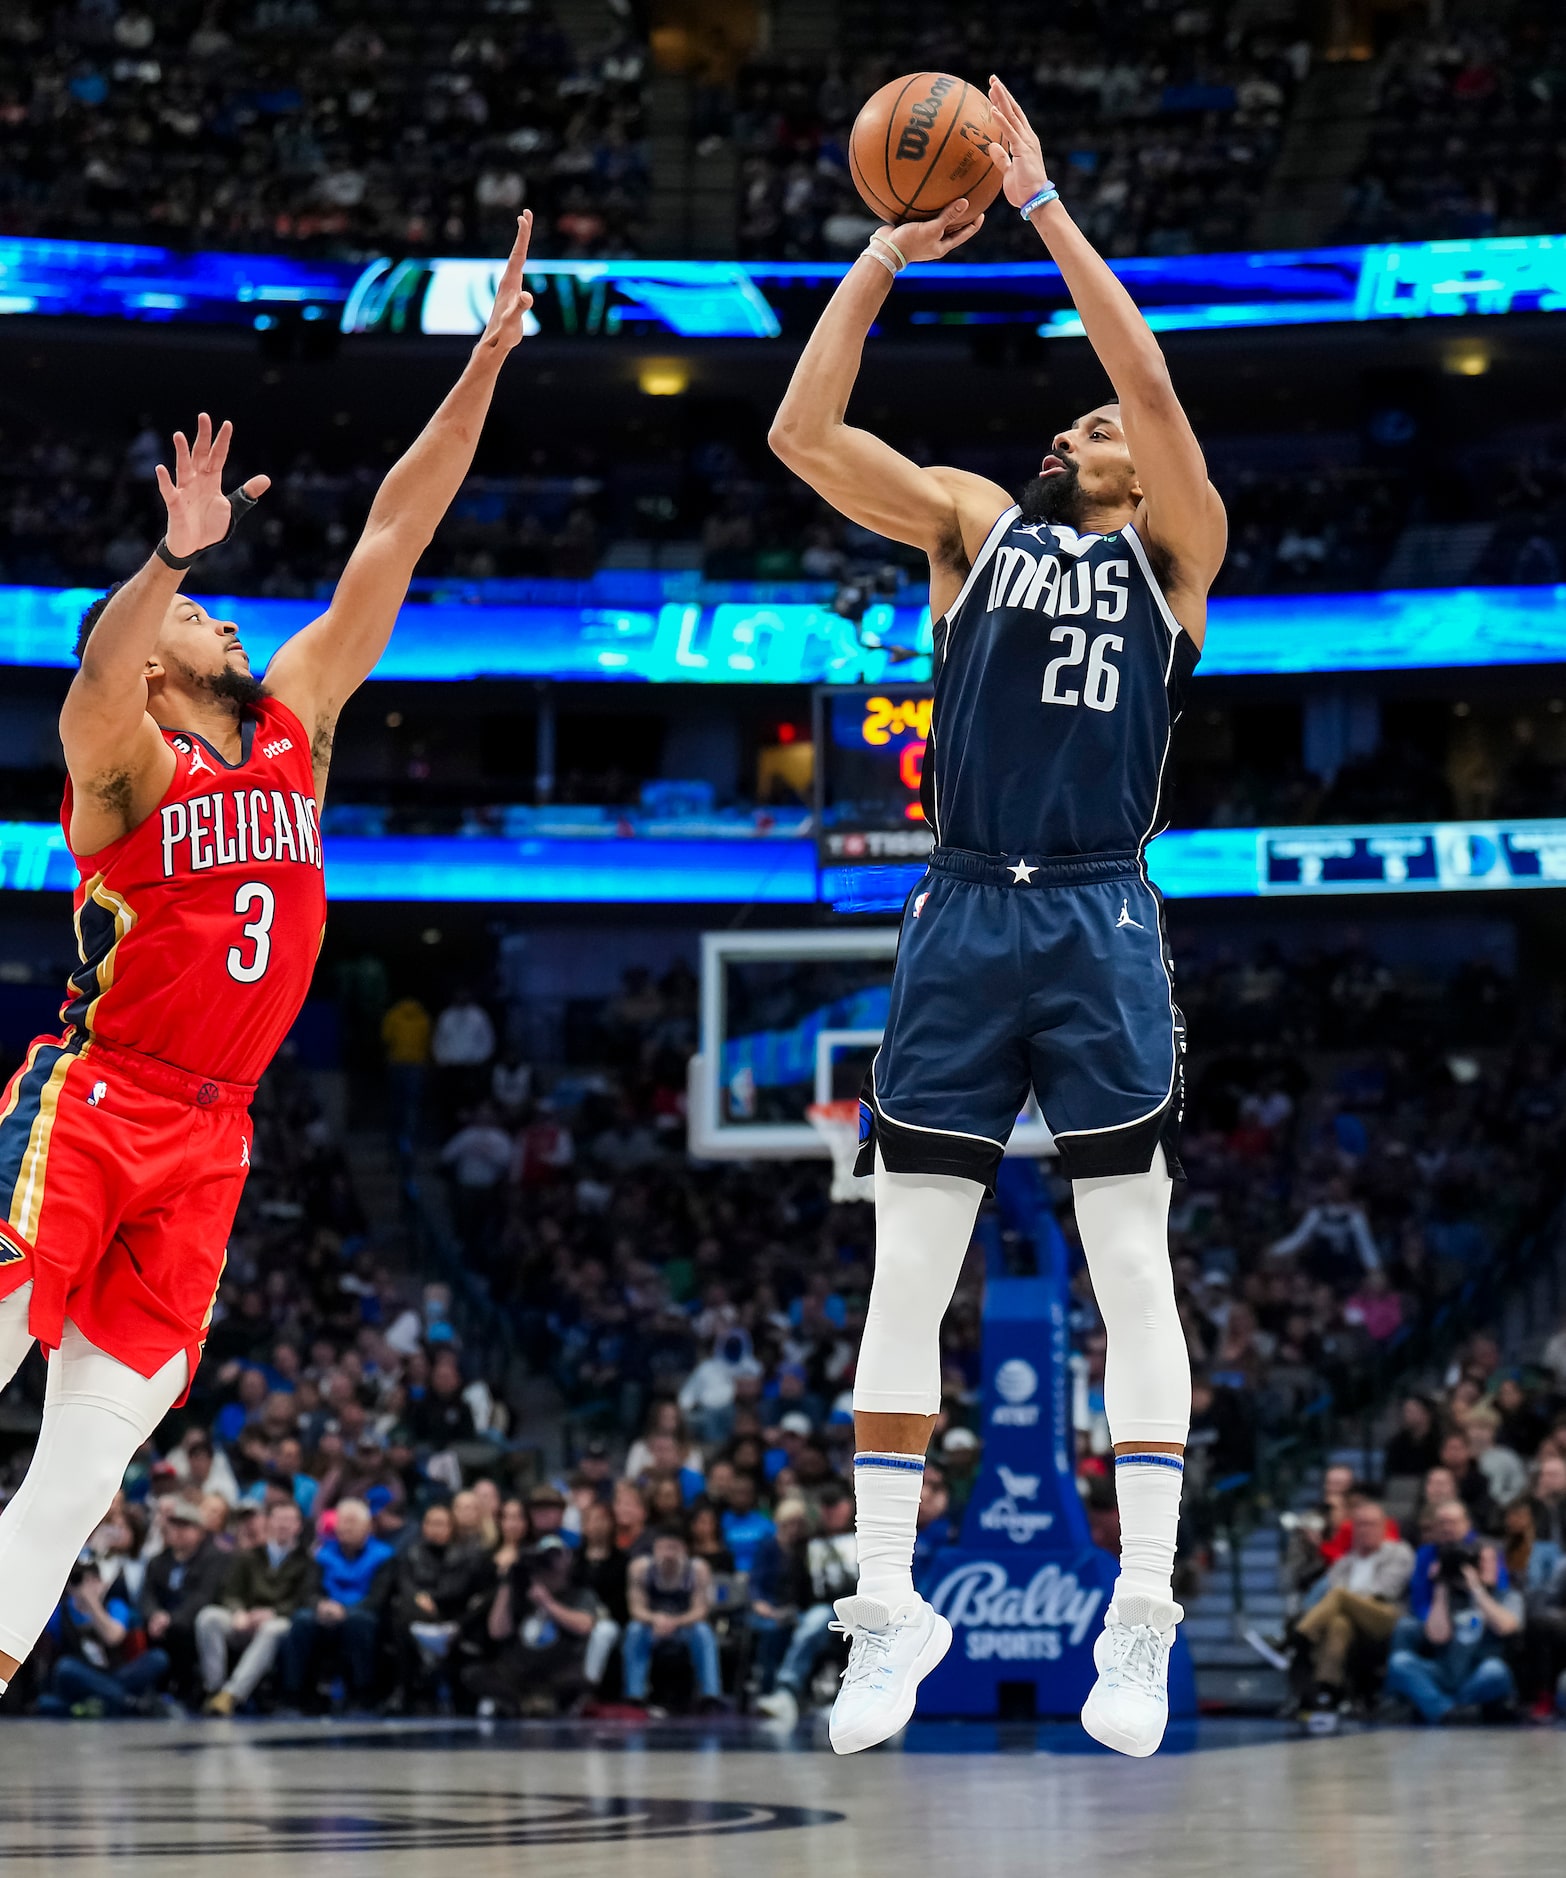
[1123,521,1187,642]
[935,504,1021,632]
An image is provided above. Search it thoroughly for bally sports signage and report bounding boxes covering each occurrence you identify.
[915,1168,1196,1717]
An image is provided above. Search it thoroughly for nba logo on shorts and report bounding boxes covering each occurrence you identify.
[912,891,930,918]
[87,1079,107,1108]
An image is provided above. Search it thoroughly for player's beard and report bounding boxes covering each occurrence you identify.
[175,656,269,715]
[1018,462,1087,528]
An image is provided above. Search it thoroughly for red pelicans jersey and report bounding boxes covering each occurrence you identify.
[61,697,326,1084]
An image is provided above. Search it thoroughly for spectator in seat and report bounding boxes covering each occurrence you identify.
[381,994,431,1149]
[462,1536,614,1717]
[1383,1395,1442,1487]
[718,1471,774,1575]
[196,1499,318,1715]
[1531,1451,1566,1550]
[1291,1499,1414,1716]
[1519,1548,1566,1715]
[439,1103,514,1264]
[747,1498,812,1694]
[431,987,496,1120]
[1437,1430,1498,1534]
[1465,1410,1528,1510]
[573,1498,630,1628]
[1385,1500,1522,1723]
[388,1502,494,1711]
[623,1526,725,1711]
[408,1351,478,1453]
[38,1562,169,1717]
[282,1498,393,1711]
[754,1485,858,1725]
[139,1498,231,1703]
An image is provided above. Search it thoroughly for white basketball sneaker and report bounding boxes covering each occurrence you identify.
[1080,1591,1183,1757]
[827,1592,953,1755]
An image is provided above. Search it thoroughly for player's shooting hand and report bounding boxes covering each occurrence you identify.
[877,196,984,267]
[985,75,1050,210]
[477,210,536,358]
[155,413,270,560]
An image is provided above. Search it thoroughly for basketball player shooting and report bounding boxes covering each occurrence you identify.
[769,78,1226,1757]
[0,214,536,1700]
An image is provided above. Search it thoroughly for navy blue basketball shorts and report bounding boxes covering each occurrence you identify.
[856,846,1186,1189]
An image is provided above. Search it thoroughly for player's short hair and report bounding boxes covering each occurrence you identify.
[74,582,126,661]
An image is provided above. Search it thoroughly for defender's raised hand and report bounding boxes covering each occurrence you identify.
[478,210,536,356]
[154,413,270,561]
[985,75,1050,211]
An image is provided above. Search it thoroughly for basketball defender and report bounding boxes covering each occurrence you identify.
[0,217,536,1699]
[769,79,1225,1756]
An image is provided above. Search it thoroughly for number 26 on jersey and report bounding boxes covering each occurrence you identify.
[1042,628,1123,714]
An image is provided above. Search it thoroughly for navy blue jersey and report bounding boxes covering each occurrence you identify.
[923,506,1200,858]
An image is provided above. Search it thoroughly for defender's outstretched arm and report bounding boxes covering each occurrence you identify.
[987,77,1226,610]
[265,213,537,777]
[60,413,270,825]
[768,204,1010,610]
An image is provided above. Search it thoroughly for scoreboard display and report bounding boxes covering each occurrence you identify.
[814,685,936,867]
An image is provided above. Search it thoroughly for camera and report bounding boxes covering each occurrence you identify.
[1435,1541,1481,1586]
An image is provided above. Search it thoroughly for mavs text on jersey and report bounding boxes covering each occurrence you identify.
[859,506,1199,1187]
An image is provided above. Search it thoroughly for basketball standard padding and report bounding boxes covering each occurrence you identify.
[848,73,1003,224]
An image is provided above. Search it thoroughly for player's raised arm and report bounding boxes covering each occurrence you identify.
[986,76,1226,622]
[59,413,270,833]
[264,212,537,779]
[768,205,1011,613]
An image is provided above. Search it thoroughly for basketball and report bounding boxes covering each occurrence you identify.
[848,73,1003,224]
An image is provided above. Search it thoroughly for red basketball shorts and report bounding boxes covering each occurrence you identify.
[0,1031,253,1397]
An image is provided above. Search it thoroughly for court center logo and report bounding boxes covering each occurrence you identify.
[0,1783,844,1857]
[991,1357,1040,1427]
[927,1561,1104,1663]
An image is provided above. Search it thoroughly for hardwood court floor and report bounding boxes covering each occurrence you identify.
[0,1715,1560,1876]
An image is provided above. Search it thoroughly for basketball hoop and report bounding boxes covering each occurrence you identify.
[806,1099,875,1203]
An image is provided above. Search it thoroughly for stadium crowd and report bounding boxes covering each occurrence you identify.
[734,0,1312,260]
[2,925,1562,1722]
[9,414,1566,602]
[1336,5,1566,245]
[0,0,647,257]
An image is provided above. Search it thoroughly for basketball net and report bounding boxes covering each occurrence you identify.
[806,1099,875,1204]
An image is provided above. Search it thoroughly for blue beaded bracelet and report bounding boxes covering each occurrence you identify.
[1019,184,1060,220]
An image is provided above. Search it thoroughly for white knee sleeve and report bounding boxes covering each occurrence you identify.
[1072,1147,1190,1447]
[0,1282,35,1394]
[0,1320,188,1662]
[853,1150,985,1417]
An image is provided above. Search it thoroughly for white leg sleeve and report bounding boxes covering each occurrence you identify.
[1071,1147,1190,1448]
[0,1320,188,1663]
[0,1283,35,1394]
[852,1149,985,1417]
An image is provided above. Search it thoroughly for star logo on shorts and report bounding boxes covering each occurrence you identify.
[1009,859,1037,883]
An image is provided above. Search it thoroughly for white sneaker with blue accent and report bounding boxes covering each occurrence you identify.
[827,1592,953,1755]
[1080,1592,1183,1757]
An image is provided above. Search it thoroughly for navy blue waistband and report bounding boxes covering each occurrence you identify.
[928,845,1142,887]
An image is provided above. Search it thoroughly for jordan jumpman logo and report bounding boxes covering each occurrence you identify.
[1115,898,1145,931]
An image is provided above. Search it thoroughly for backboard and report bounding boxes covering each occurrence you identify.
[688,928,1054,1161]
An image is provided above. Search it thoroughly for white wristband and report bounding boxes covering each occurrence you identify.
[863,244,900,277]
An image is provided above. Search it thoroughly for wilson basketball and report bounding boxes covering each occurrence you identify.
[848,73,1002,224]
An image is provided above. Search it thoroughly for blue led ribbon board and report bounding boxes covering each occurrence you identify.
[3,818,1565,904]
[8,582,1566,683]
[3,234,1565,339]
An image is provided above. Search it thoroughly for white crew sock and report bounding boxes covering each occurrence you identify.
[852,1451,925,1607]
[1113,1452,1184,1601]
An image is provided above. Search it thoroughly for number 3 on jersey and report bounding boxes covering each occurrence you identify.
[1042,627,1123,714]
[227,881,276,984]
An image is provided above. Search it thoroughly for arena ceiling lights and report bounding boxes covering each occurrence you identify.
[1,235,1563,341]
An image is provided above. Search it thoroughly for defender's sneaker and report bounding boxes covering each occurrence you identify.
[1080,1592,1183,1757]
[827,1593,953,1755]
